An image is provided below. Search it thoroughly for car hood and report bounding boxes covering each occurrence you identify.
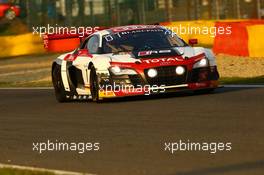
[107,47,207,63]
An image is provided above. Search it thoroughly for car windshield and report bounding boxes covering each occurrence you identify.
[102,29,187,54]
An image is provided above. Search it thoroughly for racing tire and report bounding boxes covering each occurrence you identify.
[90,66,101,102]
[52,64,69,102]
[5,9,16,20]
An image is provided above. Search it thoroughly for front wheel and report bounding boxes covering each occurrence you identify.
[52,64,69,102]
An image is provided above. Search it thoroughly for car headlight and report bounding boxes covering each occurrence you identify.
[193,58,208,68]
[109,66,137,75]
[147,68,158,78]
[175,66,185,75]
[110,66,121,74]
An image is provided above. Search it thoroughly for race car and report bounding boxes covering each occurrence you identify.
[50,25,219,102]
[0,2,20,20]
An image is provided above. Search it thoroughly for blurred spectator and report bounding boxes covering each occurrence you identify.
[261,9,264,18]
[0,0,8,3]
[47,1,56,19]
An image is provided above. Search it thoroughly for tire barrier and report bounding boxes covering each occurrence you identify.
[247,25,264,57]
[43,35,80,53]
[213,20,264,57]
[213,21,249,57]
[160,20,216,47]
[1,21,263,58]
[161,20,264,57]
[43,27,105,52]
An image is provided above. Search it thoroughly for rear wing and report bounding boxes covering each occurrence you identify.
[43,27,107,52]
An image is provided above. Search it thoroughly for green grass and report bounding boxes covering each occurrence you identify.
[220,76,264,85]
[0,168,54,175]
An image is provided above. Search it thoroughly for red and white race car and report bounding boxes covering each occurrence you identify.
[50,25,219,102]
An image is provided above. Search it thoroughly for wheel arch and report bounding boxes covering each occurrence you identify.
[88,62,94,70]
[51,61,57,72]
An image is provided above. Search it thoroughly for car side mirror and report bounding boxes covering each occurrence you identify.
[73,48,80,55]
[188,39,198,46]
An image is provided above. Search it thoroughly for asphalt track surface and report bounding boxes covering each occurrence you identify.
[0,87,263,175]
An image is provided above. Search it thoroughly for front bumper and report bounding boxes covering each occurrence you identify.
[97,66,219,99]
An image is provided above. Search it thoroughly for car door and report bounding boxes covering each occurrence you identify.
[70,35,100,90]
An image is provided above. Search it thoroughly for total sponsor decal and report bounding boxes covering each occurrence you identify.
[110,53,205,69]
[141,57,184,64]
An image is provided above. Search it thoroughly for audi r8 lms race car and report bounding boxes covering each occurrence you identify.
[51,25,219,102]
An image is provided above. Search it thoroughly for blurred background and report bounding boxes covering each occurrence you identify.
[0,0,264,34]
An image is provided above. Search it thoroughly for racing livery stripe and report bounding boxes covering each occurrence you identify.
[61,60,70,91]
[110,53,205,70]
